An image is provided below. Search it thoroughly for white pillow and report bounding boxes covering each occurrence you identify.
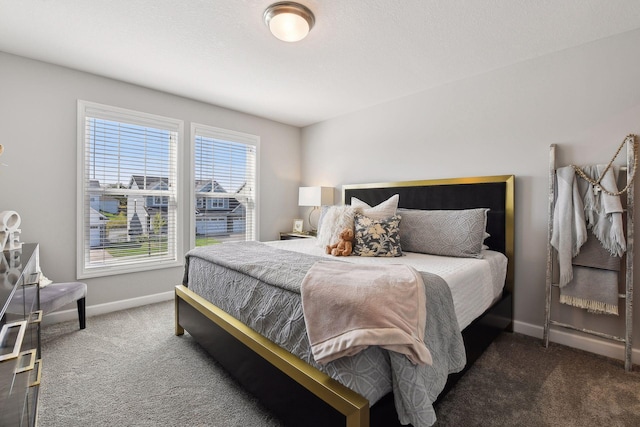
[316,205,359,248]
[350,194,399,220]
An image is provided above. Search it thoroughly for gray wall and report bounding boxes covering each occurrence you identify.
[301,29,640,362]
[2,27,639,363]
[0,52,301,309]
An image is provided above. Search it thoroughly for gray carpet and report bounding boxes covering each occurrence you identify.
[39,301,282,427]
[434,333,640,427]
[39,301,640,426]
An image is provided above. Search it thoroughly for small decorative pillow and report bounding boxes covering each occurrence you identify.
[350,194,399,220]
[316,205,359,248]
[398,208,489,258]
[352,213,402,257]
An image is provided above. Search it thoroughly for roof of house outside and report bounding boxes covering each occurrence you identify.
[129,175,168,190]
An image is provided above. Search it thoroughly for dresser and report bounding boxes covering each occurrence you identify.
[0,243,41,426]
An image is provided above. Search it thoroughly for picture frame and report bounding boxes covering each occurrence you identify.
[292,219,304,233]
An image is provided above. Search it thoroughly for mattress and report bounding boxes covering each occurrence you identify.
[267,237,508,330]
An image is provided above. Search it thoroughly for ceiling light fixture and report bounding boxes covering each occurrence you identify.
[263,2,315,42]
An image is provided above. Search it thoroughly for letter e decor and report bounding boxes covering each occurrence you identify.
[0,210,22,252]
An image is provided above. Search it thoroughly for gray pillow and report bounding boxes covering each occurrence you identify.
[398,208,489,258]
[317,205,330,233]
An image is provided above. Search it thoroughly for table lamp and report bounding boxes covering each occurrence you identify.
[298,186,333,234]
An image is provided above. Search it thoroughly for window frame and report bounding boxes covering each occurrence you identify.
[190,123,260,249]
[76,100,184,278]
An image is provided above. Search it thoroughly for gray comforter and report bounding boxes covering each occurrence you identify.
[183,241,466,427]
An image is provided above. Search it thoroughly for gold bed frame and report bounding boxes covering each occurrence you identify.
[175,174,515,427]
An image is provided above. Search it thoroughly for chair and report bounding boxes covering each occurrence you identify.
[9,282,87,329]
[40,282,87,329]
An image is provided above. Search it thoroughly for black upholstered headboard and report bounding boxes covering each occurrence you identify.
[343,175,515,293]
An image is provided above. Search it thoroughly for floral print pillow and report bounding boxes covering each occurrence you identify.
[353,213,402,257]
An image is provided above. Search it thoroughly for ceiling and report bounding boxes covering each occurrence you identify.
[1,0,640,127]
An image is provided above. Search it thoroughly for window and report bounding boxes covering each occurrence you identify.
[192,123,259,247]
[208,198,228,209]
[77,101,183,278]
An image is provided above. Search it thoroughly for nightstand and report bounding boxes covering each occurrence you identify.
[279,232,315,240]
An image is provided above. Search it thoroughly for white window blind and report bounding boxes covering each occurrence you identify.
[192,124,259,246]
[77,101,183,278]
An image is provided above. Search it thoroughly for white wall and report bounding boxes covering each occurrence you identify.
[301,29,640,363]
[0,52,301,310]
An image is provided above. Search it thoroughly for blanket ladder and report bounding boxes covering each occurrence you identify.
[543,137,635,372]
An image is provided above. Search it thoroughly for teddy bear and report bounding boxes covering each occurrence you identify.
[326,227,354,257]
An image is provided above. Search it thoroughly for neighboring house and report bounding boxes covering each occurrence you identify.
[194,179,246,235]
[125,176,245,238]
[127,175,169,238]
[89,180,119,214]
[230,182,250,233]
[89,207,107,247]
[88,180,117,247]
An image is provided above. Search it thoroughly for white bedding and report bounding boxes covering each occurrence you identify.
[266,237,508,330]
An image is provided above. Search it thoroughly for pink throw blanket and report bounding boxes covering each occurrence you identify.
[301,260,432,366]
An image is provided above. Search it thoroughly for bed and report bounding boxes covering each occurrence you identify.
[175,175,515,427]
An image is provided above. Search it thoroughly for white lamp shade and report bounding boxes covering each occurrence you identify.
[298,186,333,206]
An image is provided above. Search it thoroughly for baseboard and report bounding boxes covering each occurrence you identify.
[514,320,639,365]
[41,294,638,366]
[41,291,174,326]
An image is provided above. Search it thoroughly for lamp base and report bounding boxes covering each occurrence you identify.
[307,206,321,232]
